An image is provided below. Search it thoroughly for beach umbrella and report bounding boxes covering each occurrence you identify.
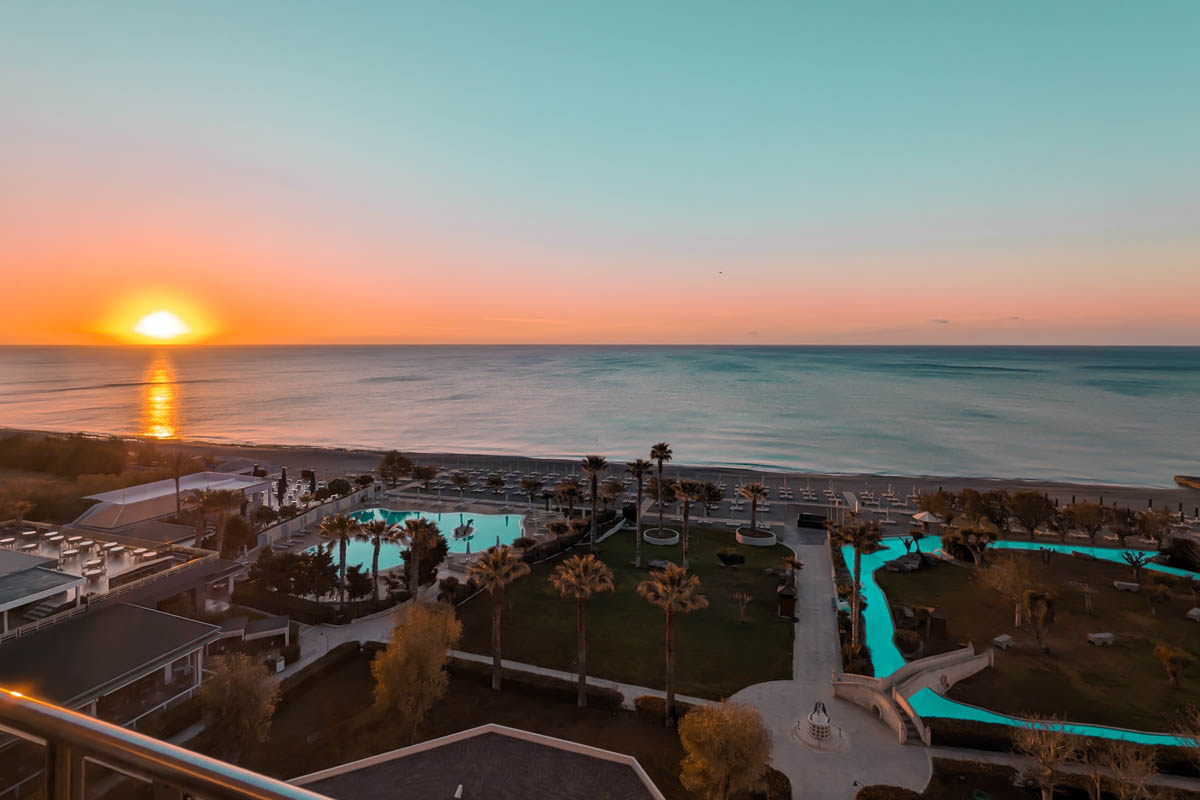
[912,511,942,525]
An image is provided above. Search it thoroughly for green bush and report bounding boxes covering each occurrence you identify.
[633,694,696,725]
[841,644,873,676]
[232,581,407,626]
[757,768,792,800]
[894,629,921,654]
[716,548,745,567]
[855,787,922,800]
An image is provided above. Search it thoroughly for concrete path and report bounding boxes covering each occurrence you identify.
[729,525,931,800]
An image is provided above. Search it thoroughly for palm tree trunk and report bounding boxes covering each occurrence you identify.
[852,549,862,648]
[411,543,422,599]
[656,463,664,533]
[665,610,676,727]
[371,538,381,601]
[174,476,181,517]
[590,475,598,553]
[491,594,503,691]
[681,501,690,570]
[635,481,643,568]
[750,499,757,533]
[339,538,347,603]
[1041,787,1053,800]
[577,598,587,707]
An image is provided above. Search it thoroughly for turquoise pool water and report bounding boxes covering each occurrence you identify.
[308,509,525,570]
[844,535,1200,743]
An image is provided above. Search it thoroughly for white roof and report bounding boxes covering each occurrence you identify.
[84,472,271,505]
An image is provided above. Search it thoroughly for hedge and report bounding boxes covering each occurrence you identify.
[232,581,409,625]
[855,787,922,800]
[278,641,362,698]
[448,656,623,712]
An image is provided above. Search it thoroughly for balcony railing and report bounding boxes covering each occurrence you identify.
[0,690,331,800]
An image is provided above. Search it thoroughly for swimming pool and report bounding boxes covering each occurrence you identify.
[845,535,1199,744]
[309,509,525,571]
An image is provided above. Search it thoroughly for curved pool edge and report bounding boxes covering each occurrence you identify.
[843,535,1200,746]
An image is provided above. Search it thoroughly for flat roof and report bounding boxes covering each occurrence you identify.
[0,603,218,706]
[296,726,662,800]
[0,550,57,576]
[84,472,271,505]
[0,567,83,608]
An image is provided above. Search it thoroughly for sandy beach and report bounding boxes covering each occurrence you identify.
[8,428,1190,515]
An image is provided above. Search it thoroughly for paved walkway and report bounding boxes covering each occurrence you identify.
[927,747,1200,794]
[729,526,931,800]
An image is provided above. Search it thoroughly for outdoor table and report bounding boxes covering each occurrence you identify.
[19,542,39,551]
[0,537,16,547]
[60,549,79,559]
[66,536,82,544]
[83,558,104,569]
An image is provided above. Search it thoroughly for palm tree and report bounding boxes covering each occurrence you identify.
[357,519,394,601]
[186,489,220,548]
[555,477,582,518]
[739,482,768,534]
[675,479,704,570]
[548,519,569,554]
[468,545,531,690]
[400,517,442,599]
[164,450,195,517]
[319,513,362,603]
[627,459,653,568]
[600,477,625,511]
[549,554,615,707]
[637,563,708,726]
[832,517,881,649]
[580,456,608,552]
[650,442,673,535]
[450,471,470,498]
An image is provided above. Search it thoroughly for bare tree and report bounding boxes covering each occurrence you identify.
[978,553,1033,627]
[1011,715,1082,800]
[1097,740,1157,800]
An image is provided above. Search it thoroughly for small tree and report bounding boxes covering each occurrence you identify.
[1121,550,1151,584]
[371,603,462,743]
[1010,716,1082,800]
[378,450,412,486]
[978,554,1032,627]
[344,564,374,601]
[1147,582,1171,616]
[1007,491,1057,538]
[733,591,752,623]
[1172,705,1200,772]
[679,702,772,800]
[943,528,995,567]
[1022,589,1055,651]
[198,654,280,761]
[450,471,470,497]
[327,477,352,496]
[1064,502,1106,545]
[1155,643,1190,687]
[412,465,438,490]
[520,476,544,504]
[1090,739,1157,800]
[486,473,505,494]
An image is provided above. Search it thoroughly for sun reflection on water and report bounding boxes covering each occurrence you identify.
[142,358,179,439]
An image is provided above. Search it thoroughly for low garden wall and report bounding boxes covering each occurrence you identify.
[735,527,777,547]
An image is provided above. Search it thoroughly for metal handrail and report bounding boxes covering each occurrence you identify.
[0,690,331,800]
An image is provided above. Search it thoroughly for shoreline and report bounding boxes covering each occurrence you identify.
[4,426,1197,510]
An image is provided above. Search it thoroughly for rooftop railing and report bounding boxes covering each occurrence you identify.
[0,690,331,800]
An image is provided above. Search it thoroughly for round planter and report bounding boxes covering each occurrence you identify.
[736,527,777,547]
[642,528,680,546]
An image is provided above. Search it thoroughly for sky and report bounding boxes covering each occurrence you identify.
[1,0,1198,345]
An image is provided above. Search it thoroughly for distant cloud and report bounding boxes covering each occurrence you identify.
[929,319,951,325]
[483,317,568,325]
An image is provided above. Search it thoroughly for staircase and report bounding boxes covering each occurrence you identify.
[23,600,63,620]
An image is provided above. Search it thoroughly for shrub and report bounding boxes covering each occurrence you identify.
[836,583,853,599]
[1162,537,1200,572]
[842,644,873,676]
[633,694,697,725]
[716,548,746,568]
[511,536,536,550]
[759,768,792,800]
[136,696,201,740]
[894,629,921,654]
[449,657,623,711]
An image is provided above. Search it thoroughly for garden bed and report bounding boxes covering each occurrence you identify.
[735,527,777,547]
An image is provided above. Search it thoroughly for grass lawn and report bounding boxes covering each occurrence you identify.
[213,651,695,799]
[456,524,795,698]
[877,552,1200,730]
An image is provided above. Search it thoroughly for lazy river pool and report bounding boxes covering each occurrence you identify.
[846,535,1198,745]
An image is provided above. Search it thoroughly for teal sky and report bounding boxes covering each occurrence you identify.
[2,1,1199,344]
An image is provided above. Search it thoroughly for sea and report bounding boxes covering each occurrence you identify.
[0,346,1197,487]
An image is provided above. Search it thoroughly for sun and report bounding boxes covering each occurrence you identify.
[133,310,191,340]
